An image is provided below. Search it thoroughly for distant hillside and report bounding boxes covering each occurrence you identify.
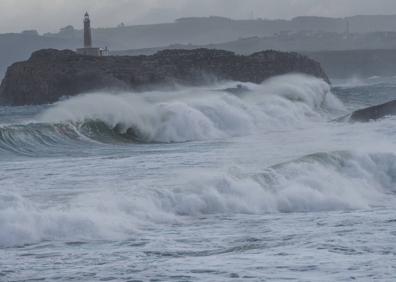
[42,15,396,50]
[2,15,396,78]
[305,49,396,78]
[112,32,396,56]
[41,16,345,50]
[0,33,80,78]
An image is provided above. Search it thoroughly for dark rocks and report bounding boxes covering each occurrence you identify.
[0,48,330,106]
[350,100,396,122]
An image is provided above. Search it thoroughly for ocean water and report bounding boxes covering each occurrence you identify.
[1,74,396,281]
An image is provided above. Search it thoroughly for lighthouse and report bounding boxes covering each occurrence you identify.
[84,12,92,48]
[76,12,108,56]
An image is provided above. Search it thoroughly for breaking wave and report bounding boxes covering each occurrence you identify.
[0,74,344,155]
[1,150,395,247]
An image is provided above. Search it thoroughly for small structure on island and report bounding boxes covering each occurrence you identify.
[76,12,109,56]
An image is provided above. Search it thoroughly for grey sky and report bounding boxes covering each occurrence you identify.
[1,0,396,33]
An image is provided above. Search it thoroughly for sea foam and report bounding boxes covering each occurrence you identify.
[1,150,394,247]
[38,74,344,143]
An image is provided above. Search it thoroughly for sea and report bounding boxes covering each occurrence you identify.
[0,74,395,281]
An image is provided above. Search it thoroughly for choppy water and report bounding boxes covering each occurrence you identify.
[1,74,396,281]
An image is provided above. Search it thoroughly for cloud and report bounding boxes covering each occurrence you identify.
[1,0,396,33]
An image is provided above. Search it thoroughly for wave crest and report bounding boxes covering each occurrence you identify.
[39,74,343,142]
[0,74,344,156]
[1,150,395,247]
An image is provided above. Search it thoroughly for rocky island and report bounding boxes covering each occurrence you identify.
[0,48,329,106]
[350,99,396,122]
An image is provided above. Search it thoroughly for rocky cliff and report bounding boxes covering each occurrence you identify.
[0,48,329,106]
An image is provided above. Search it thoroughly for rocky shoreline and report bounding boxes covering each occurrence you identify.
[0,48,329,106]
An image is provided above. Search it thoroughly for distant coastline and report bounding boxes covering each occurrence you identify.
[3,14,396,79]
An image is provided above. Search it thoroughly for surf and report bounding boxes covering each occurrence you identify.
[0,74,345,156]
[1,150,395,248]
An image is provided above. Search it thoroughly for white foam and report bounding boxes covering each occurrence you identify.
[1,151,394,247]
[39,74,344,143]
[3,74,383,248]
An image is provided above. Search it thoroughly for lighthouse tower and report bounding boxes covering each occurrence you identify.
[84,12,92,48]
[76,12,107,56]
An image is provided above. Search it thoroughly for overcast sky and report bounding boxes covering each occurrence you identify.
[1,0,396,33]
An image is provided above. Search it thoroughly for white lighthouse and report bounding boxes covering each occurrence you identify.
[76,12,108,56]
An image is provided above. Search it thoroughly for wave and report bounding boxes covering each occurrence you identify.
[159,151,396,215]
[1,150,395,247]
[0,74,344,155]
[39,74,341,142]
[331,76,396,89]
[332,77,372,89]
[0,122,85,156]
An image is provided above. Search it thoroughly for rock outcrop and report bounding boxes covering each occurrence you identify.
[0,48,329,106]
[350,100,396,122]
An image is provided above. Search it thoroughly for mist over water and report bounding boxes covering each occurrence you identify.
[1,74,396,281]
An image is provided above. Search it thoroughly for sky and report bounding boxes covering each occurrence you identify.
[1,0,396,33]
